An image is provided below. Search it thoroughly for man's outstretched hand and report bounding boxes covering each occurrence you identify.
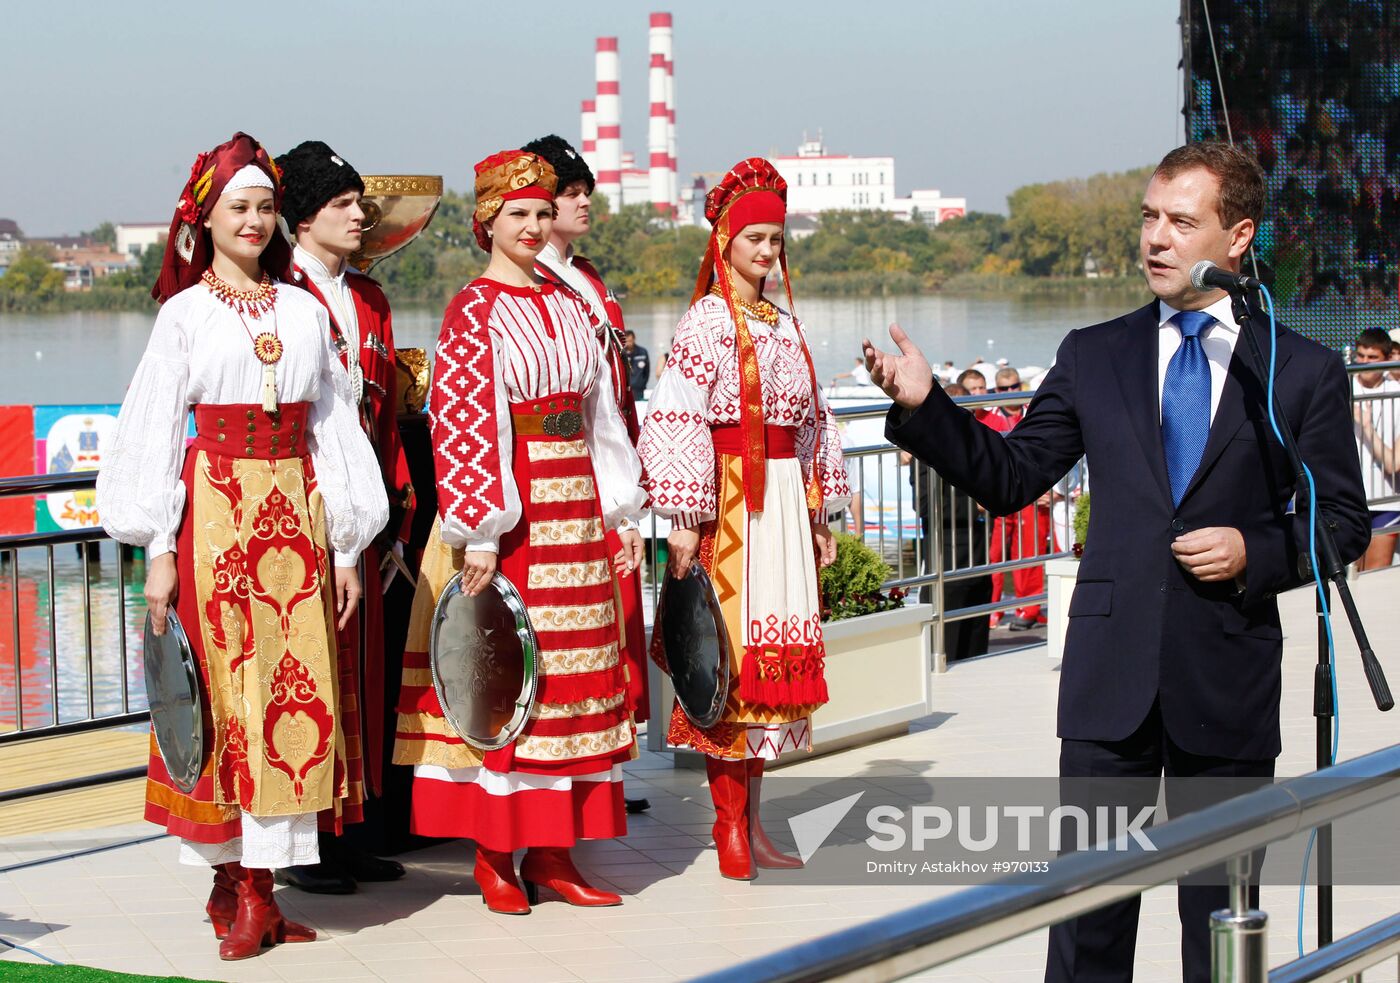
[863,323,934,410]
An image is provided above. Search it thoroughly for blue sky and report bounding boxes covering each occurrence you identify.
[2,0,1181,234]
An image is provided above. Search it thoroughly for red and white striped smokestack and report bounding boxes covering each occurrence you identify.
[594,37,623,208]
[655,12,677,218]
[580,99,598,176]
[665,54,677,216]
[647,13,672,216]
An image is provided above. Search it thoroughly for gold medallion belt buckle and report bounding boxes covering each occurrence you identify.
[542,409,583,439]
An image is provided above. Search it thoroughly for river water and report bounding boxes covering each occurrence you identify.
[0,292,1144,405]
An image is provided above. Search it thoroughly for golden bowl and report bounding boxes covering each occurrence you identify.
[349,175,444,272]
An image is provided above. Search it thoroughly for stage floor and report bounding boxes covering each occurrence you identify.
[3,570,1400,982]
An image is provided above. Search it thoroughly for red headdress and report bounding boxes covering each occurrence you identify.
[693,157,821,513]
[153,132,291,304]
[471,150,557,252]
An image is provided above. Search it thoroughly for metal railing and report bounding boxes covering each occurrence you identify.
[693,743,1400,983]
[1348,359,1400,510]
[2,363,1397,759]
[0,471,146,746]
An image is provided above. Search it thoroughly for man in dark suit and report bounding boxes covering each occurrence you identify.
[863,143,1369,983]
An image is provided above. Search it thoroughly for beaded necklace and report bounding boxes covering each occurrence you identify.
[203,270,283,412]
[202,269,277,317]
[709,284,779,326]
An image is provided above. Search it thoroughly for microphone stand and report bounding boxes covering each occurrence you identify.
[1228,286,1393,947]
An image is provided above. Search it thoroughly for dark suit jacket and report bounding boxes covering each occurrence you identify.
[887,300,1368,760]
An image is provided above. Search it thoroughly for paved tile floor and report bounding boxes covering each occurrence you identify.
[4,570,1400,981]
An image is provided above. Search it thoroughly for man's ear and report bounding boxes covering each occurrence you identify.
[1228,218,1256,261]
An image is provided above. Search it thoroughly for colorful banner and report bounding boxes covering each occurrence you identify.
[33,403,120,532]
[0,405,36,536]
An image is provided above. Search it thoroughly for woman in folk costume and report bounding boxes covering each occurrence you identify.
[637,158,851,880]
[96,133,388,960]
[523,134,651,814]
[393,150,646,914]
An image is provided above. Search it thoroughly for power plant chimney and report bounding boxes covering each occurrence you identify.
[664,22,677,216]
[580,99,598,175]
[594,37,623,209]
[648,13,674,216]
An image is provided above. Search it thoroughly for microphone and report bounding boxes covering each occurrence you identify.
[1190,260,1263,293]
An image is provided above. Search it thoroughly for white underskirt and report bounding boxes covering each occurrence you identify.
[177,812,320,869]
[413,763,623,792]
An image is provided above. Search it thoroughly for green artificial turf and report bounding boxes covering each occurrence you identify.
[0,962,214,982]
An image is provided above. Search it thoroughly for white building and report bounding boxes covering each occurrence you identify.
[115,223,166,259]
[0,219,22,256]
[774,136,895,215]
[770,136,967,225]
[887,188,968,227]
[620,152,651,212]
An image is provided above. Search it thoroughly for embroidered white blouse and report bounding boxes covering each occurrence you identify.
[96,282,389,566]
[638,294,852,527]
[430,279,646,553]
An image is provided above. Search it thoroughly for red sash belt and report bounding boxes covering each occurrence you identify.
[711,424,797,460]
[192,402,310,460]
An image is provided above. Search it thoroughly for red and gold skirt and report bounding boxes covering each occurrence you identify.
[394,393,635,849]
[145,403,353,844]
[662,425,828,760]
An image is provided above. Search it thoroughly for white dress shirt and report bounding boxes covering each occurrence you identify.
[294,244,363,404]
[534,241,640,533]
[536,241,611,330]
[1156,295,1242,425]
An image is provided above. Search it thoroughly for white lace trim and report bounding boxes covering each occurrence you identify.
[176,812,321,868]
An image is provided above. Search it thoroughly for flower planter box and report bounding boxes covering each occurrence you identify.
[809,603,933,758]
[646,603,934,764]
[1045,556,1081,662]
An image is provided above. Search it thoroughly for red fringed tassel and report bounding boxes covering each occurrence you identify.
[737,644,829,707]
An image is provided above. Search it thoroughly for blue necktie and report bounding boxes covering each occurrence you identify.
[1162,310,1214,506]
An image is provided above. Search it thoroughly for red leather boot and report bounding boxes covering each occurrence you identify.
[265,870,317,946]
[207,864,237,939]
[520,847,622,907]
[219,867,317,960]
[747,758,803,868]
[473,847,530,915]
[706,756,754,880]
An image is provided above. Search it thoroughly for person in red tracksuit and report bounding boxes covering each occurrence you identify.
[276,141,415,893]
[987,366,1052,631]
[956,369,1015,629]
[524,134,652,815]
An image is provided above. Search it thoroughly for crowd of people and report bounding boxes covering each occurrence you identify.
[1194,0,1400,336]
[90,129,1386,983]
[96,135,848,960]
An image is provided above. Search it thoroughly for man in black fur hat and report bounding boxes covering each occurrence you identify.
[276,140,414,893]
[524,133,652,815]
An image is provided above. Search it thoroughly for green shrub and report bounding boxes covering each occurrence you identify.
[819,532,906,622]
[1072,492,1091,547]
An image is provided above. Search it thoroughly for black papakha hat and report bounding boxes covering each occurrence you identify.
[522,134,594,195]
[275,141,366,230]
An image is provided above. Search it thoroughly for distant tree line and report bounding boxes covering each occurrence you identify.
[374,164,1155,303]
[0,164,1153,314]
